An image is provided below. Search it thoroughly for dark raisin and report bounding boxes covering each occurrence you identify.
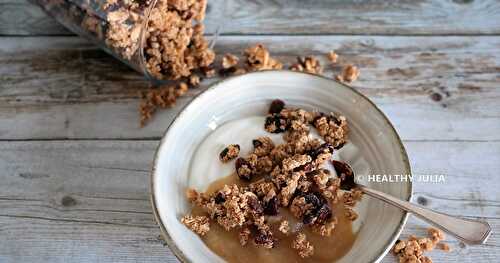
[264,114,287,133]
[294,162,313,173]
[303,193,322,208]
[268,99,285,114]
[263,196,280,215]
[332,160,356,190]
[430,92,442,102]
[315,204,332,224]
[254,229,275,248]
[235,158,253,181]
[252,139,263,148]
[214,192,226,204]
[309,143,334,159]
[334,141,346,150]
[219,148,229,160]
[302,197,332,225]
[218,67,237,77]
[330,114,342,126]
[303,213,316,225]
[311,112,326,124]
[248,197,264,215]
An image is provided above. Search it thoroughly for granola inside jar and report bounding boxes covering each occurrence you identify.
[30,0,220,81]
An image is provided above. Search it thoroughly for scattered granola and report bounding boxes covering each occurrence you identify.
[393,227,451,263]
[189,74,201,87]
[139,82,189,126]
[436,242,451,252]
[220,144,241,163]
[181,99,362,258]
[222,53,240,69]
[289,56,323,75]
[337,65,360,83]
[244,44,283,71]
[327,51,338,64]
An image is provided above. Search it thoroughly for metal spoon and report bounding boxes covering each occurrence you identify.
[332,160,492,245]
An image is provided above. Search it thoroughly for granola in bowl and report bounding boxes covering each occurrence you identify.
[151,71,412,263]
[179,100,364,262]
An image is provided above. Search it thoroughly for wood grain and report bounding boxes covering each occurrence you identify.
[0,36,499,140]
[0,140,498,262]
[3,0,500,36]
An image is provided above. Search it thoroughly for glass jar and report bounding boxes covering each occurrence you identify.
[30,0,223,83]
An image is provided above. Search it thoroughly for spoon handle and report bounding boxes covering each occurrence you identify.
[358,185,491,245]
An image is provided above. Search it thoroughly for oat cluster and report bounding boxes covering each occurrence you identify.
[393,228,451,263]
[182,99,362,258]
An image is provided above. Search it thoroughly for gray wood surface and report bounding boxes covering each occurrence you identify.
[2,0,500,36]
[0,141,498,262]
[1,36,499,141]
[0,1,499,262]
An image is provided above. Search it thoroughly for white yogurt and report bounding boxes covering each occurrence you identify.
[188,115,370,231]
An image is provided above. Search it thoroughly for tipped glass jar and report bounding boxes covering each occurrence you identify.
[30,0,221,82]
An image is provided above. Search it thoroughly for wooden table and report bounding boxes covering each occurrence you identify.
[0,1,499,262]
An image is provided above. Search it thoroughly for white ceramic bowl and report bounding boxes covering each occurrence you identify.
[151,70,412,263]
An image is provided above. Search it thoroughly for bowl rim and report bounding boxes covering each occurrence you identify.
[150,70,413,263]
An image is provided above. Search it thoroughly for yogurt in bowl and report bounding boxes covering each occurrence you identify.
[151,70,412,263]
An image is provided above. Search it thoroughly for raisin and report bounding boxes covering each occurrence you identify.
[294,162,313,173]
[219,148,229,159]
[254,228,275,248]
[218,67,237,77]
[263,196,280,216]
[309,143,334,159]
[300,192,331,225]
[252,139,263,148]
[248,196,264,215]
[214,192,226,204]
[332,160,356,190]
[315,204,332,224]
[264,114,287,133]
[268,99,285,114]
[334,141,346,150]
[303,193,322,208]
[236,158,253,181]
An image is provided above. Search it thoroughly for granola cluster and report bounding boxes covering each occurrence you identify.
[290,56,323,75]
[139,82,189,126]
[182,99,362,258]
[180,215,210,236]
[393,228,451,263]
[142,0,215,80]
[219,144,241,163]
[217,46,359,83]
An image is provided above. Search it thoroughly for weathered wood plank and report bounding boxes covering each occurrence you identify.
[2,0,500,36]
[0,141,498,262]
[0,36,499,140]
